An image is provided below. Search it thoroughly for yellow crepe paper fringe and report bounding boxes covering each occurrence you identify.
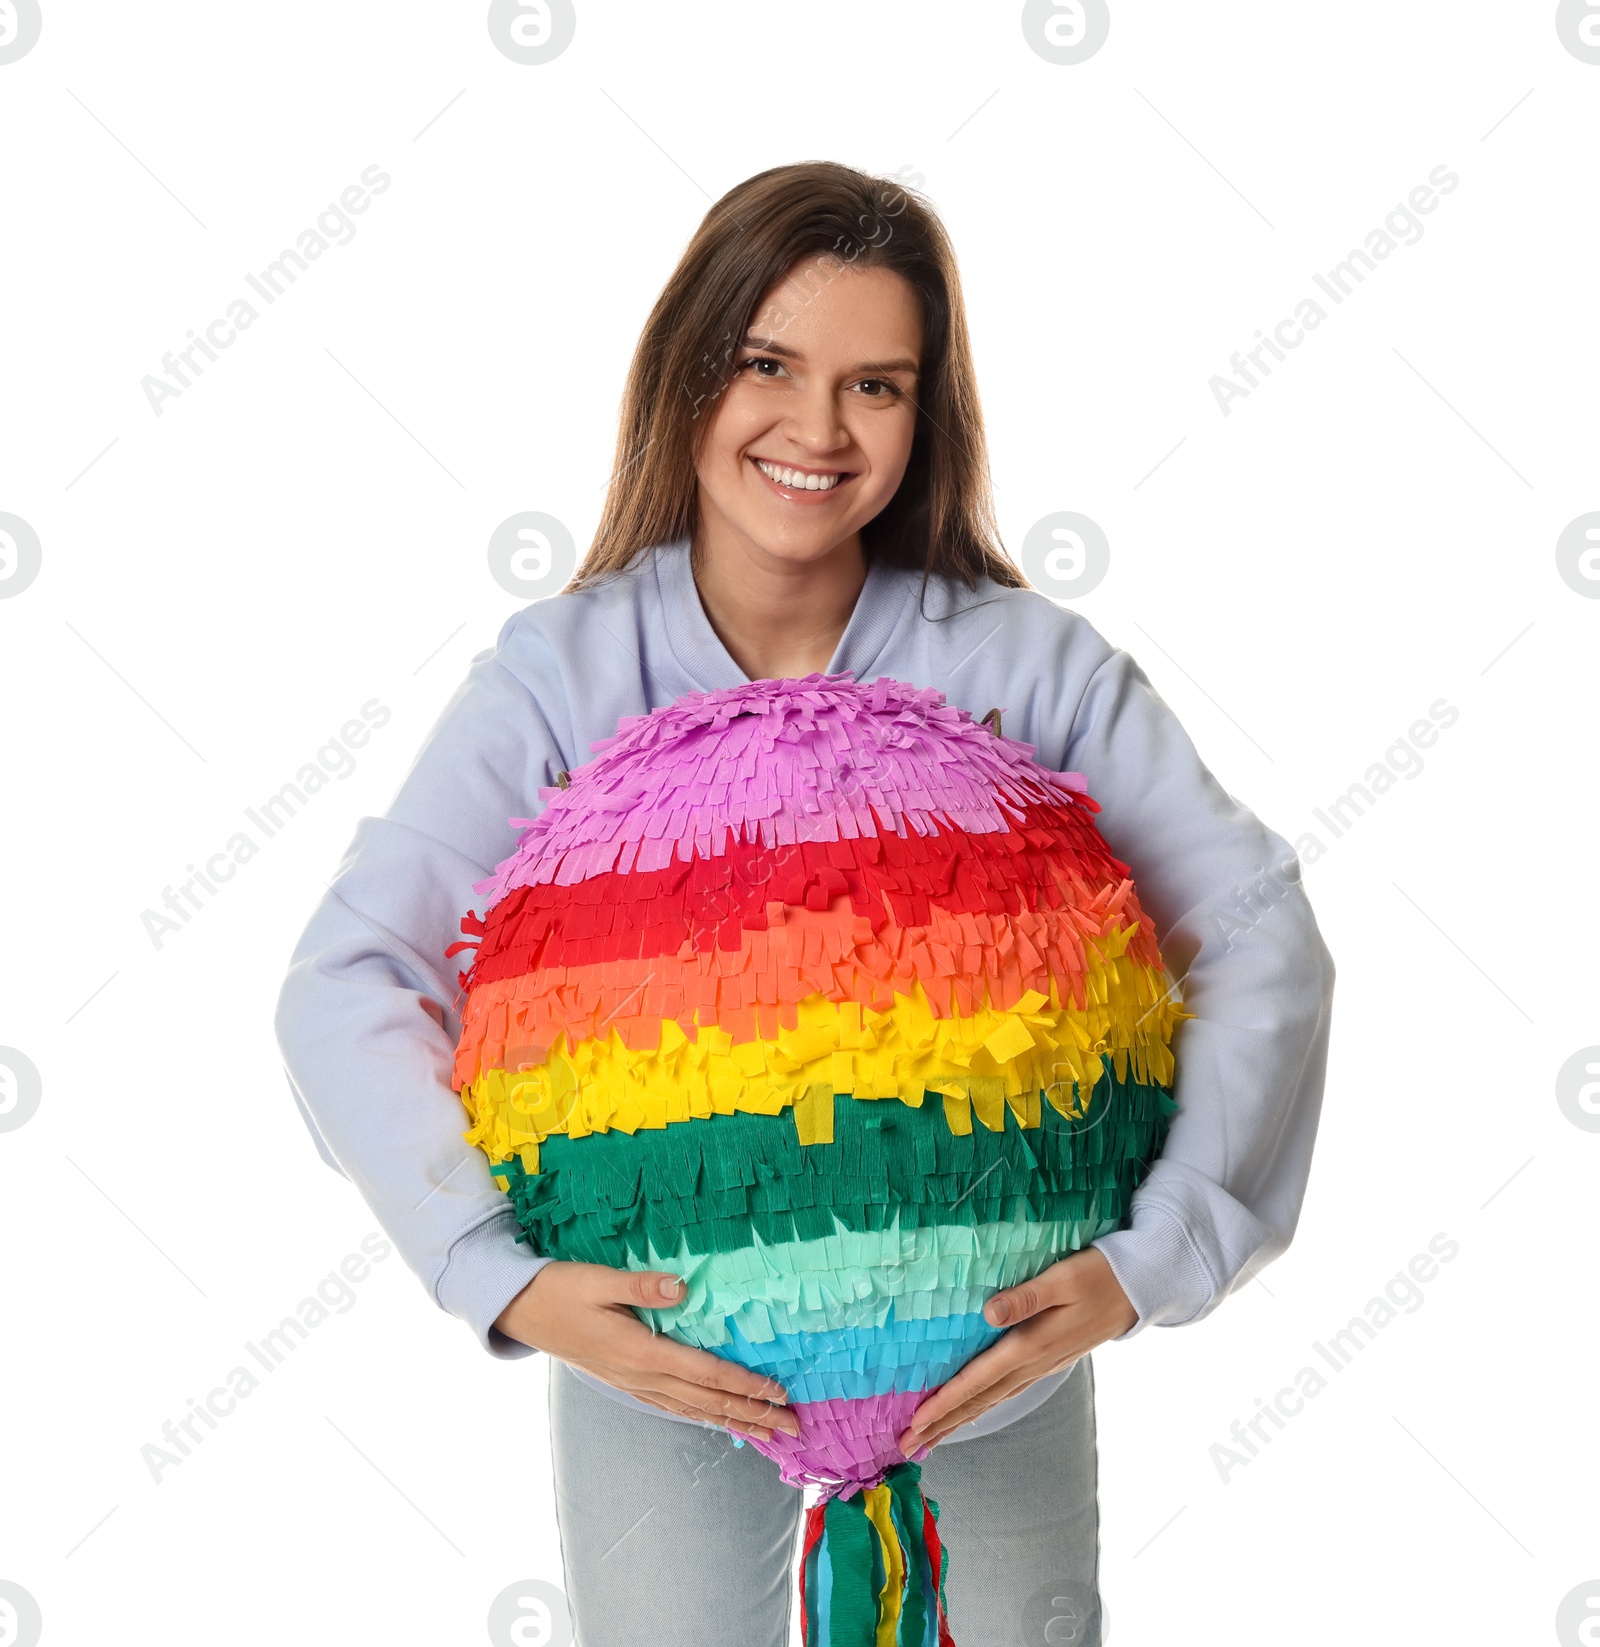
[460,956,1191,1171]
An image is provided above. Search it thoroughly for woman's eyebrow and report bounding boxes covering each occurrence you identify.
[739,334,803,359]
[737,334,920,375]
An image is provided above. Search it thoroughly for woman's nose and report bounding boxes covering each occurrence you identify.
[782,387,849,453]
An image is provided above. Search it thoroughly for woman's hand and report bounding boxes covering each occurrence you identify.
[897,1247,1137,1456]
[494,1261,800,1444]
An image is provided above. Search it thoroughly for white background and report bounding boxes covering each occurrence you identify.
[1,3,1597,1643]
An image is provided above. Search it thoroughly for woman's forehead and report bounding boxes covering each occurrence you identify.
[749,260,924,358]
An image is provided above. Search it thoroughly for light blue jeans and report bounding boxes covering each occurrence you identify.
[548,1355,1103,1647]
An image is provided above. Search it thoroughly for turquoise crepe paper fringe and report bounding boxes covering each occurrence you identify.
[490,1055,1177,1269]
[715,1307,1003,1400]
[633,1212,1119,1346]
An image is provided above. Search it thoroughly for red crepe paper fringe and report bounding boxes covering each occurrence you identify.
[451,797,1138,992]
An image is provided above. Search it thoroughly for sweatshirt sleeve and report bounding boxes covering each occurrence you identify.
[1064,648,1336,1336]
[273,619,570,1360]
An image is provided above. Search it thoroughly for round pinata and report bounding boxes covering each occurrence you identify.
[447,672,1187,1646]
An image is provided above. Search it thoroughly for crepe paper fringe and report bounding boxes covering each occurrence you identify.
[717,1306,1003,1402]
[451,861,1174,1089]
[459,969,1186,1170]
[757,1389,939,1490]
[470,674,1095,905]
[800,1462,953,1646]
[629,1213,1118,1350]
[488,1059,1176,1270]
[455,861,1162,1077]
[453,794,1144,997]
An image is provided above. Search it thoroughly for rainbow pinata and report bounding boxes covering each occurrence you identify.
[448,672,1187,1646]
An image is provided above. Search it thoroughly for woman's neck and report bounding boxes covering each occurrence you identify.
[690,528,869,682]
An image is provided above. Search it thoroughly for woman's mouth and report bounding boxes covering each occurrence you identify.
[750,456,855,501]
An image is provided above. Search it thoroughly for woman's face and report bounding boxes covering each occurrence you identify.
[693,257,923,567]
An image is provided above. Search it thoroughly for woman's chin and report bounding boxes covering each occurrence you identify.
[726,516,867,566]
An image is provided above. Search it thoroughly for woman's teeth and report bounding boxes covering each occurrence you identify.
[755,459,843,492]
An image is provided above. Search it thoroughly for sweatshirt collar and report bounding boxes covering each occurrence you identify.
[653,536,912,692]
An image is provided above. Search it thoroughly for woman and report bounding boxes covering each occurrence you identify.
[275,160,1335,1646]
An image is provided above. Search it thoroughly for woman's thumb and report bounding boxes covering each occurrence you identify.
[985,1281,1040,1327]
[625,1270,686,1305]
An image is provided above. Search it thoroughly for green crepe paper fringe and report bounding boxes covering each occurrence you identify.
[887,1471,929,1647]
[490,1054,1177,1272]
[630,1212,1113,1350]
[802,1463,951,1646]
[826,1489,877,1644]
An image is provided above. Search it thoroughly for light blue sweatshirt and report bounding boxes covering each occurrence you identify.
[274,539,1335,1443]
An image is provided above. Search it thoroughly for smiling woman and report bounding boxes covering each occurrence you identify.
[275,158,1335,1647]
[572,160,1025,682]
[691,262,924,678]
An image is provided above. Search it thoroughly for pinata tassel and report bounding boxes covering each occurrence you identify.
[798,1462,956,1647]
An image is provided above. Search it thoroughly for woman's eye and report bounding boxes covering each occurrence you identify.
[740,356,785,378]
[855,378,899,398]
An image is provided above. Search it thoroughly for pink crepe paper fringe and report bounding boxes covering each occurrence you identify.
[473,673,1089,903]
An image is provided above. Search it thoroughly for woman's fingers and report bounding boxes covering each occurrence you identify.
[641,1329,792,1407]
[613,1382,783,1444]
[594,1271,794,1405]
[914,1366,1044,1449]
[985,1253,1084,1326]
[987,1249,1132,1332]
[631,1393,780,1446]
[563,1265,801,1435]
[899,1331,1030,1446]
[723,1419,780,1444]
[574,1332,800,1434]
[896,1268,1067,1449]
[984,1277,1048,1327]
[597,1267,788,1394]
[575,1361,796,1441]
[606,1266,693,1308]
[634,1368,801,1436]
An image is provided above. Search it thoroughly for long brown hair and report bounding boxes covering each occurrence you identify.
[568,160,1025,598]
